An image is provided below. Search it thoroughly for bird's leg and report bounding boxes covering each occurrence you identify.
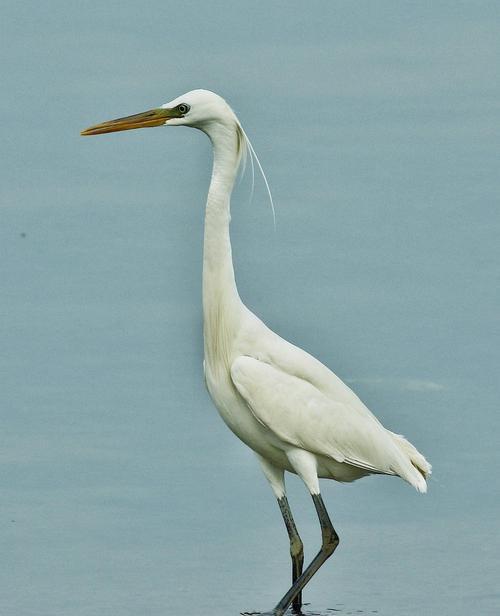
[272,493,339,616]
[277,495,304,612]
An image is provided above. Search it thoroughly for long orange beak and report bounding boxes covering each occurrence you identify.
[81,107,180,136]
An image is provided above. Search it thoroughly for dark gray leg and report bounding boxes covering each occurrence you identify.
[277,496,304,612]
[273,494,339,616]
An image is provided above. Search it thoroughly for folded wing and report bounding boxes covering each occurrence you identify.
[231,355,427,488]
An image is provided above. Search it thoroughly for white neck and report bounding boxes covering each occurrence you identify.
[202,120,244,366]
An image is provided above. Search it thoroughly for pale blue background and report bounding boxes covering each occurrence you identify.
[1,2,499,615]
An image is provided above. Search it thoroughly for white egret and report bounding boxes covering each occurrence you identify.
[81,89,431,615]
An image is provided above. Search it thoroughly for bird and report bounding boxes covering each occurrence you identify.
[81,89,431,615]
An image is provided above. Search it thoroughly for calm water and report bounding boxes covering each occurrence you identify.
[2,2,499,615]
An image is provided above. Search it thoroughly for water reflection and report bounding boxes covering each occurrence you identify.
[242,604,379,615]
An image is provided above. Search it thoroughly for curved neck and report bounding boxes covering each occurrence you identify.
[202,121,243,363]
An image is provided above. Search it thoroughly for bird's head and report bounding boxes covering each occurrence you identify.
[81,89,238,136]
[81,88,274,218]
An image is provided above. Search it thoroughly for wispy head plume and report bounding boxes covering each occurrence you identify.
[236,122,276,230]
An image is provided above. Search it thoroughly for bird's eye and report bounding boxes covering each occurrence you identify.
[177,104,190,115]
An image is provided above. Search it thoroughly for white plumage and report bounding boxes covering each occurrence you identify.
[82,89,431,615]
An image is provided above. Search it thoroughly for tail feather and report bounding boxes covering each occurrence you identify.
[389,431,432,493]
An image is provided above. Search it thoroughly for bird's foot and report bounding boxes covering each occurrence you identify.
[240,611,279,615]
[241,610,302,616]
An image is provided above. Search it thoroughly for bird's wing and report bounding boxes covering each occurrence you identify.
[231,355,402,474]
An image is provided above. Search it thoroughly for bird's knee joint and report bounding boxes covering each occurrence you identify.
[290,536,304,560]
[322,531,339,555]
